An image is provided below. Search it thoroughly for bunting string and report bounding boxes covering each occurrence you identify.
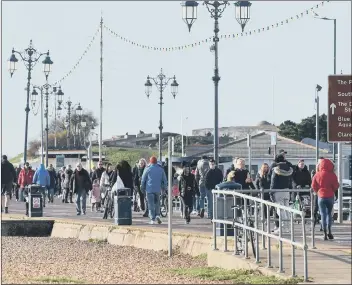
[52,26,101,86]
[104,1,328,52]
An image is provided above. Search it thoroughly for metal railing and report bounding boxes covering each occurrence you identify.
[211,189,310,281]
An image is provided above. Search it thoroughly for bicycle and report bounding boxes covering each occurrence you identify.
[102,185,114,219]
[231,203,257,259]
[160,191,168,218]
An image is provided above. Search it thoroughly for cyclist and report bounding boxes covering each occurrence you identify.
[100,163,114,207]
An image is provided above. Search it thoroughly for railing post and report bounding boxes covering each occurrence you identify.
[254,200,260,264]
[233,194,239,255]
[266,205,272,268]
[212,191,217,251]
[224,194,228,252]
[261,189,266,249]
[310,190,316,249]
[278,213,284,273]
[244,198,249,259]
[301,212,309,282]
[290,212,296,277]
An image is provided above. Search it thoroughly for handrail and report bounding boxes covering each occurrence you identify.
[211,188,309,281]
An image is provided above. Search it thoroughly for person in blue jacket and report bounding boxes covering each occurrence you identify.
[141,156,167,225]
[32,164,50,205]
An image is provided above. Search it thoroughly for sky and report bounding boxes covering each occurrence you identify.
[1,0,351,158]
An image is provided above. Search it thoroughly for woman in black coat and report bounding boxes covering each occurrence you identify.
[255,163,272,221]
[111,160,134,194]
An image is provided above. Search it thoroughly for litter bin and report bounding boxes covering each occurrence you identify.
[114,188,132,225]
[214,182,242,236]
[27,184,44,217]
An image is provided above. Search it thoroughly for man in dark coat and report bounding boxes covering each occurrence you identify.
[292,159,312,199]
[204,159,224,220]
[91,161,105,182]
[270,154,293,234]
[70,163,92,215]
[1,155,16,213]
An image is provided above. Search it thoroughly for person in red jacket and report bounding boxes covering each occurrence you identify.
[311,159,339,240]
[17,162,34,202]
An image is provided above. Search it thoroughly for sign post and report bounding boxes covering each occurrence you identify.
[328,75,352,223]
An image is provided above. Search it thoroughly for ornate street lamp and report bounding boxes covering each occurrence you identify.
[181,1,252,165]
[8,40,53,163]
[143,69,179,160]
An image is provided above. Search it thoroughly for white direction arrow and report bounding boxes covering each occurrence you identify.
[330,103,337,115]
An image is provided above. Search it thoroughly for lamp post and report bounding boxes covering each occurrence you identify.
[144,69,179,161]
[61,100,82,149]
[33,84,63,167]
[74,103,83,147]
[181,1,251,164]
[181,113,189,157]
[315,84,322,163]
[32,85,63,166]
[8,40,53,163]
[313,12,337,162]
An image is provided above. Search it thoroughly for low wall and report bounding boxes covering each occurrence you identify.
[1,220,55,237]
[50,221,227,256]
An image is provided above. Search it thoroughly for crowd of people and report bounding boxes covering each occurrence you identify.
[1,150,339,239]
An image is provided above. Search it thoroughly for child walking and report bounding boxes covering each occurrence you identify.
[91,179,101,212]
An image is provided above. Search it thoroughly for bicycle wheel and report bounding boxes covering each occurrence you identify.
[109,198,114,219]
[103,195,110,219]
[160,195,168,218]
[248,221,256,259]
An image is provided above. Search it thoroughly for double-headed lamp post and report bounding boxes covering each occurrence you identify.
[31,85,64,166]
[60,100,82,149]
[182,1,251,165]
[8,40,53,163]
[144,69,179,161]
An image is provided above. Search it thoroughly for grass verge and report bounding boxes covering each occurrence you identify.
[169,267,304,284]
[31,276,85,284]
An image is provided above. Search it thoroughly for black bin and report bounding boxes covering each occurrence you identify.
[28,185,44,217]
[114,188,132,225]
[214,182,242,236]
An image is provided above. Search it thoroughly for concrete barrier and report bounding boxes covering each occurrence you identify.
[1,220,54,237]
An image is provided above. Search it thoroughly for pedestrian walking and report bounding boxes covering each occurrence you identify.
[1,155,16,213]
[227,158,255,190]
[17,162,34,202]
[47,164,57,203]
[190,159,199,215]
[133,158,148,215]
[224,157,239,181]
[292,159,312,197]
[195,155,210,218]
[32,164,51,208]
[62,165,73,203]
[178,162,197,224]
[141,156,168,225]
[70,163,92,215]
[91,161,105,182]
[270,154,293,234]
[204,159,224,220]
[311,158,339,240]
[91,179,101,212]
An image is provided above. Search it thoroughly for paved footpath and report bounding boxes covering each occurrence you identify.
[3,199,352,284]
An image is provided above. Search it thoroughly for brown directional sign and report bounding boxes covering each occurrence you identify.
[328,75,352,142]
